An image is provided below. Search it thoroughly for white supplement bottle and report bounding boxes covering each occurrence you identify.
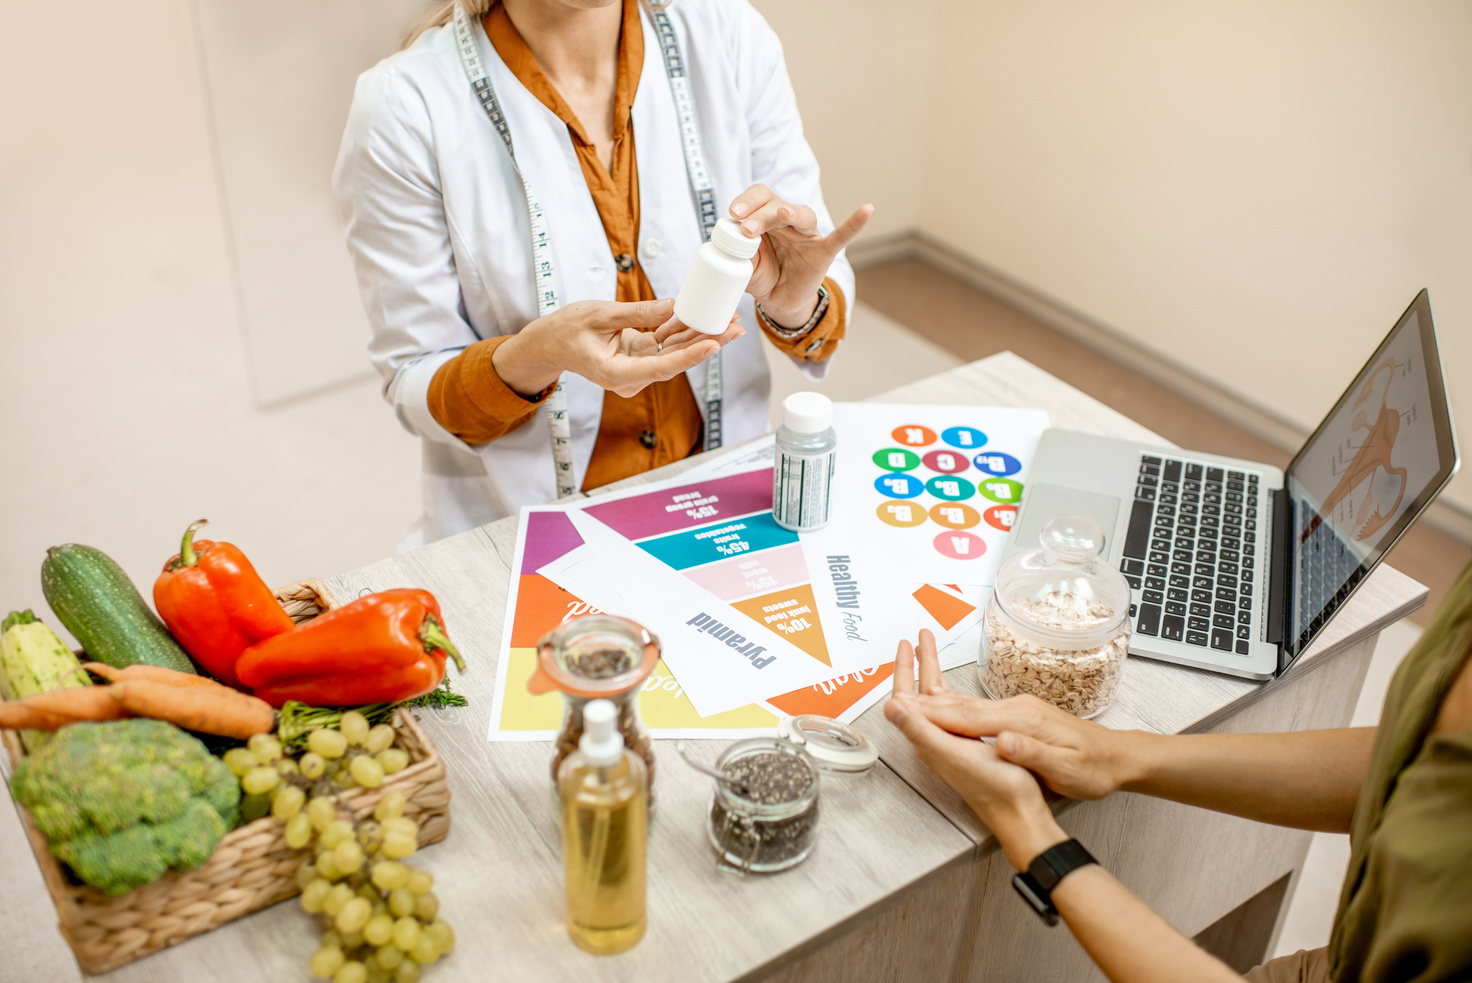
[772,392,837,532]
[673,217,761,335]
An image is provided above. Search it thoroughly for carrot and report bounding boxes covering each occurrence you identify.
[22,687,130,723]
[0,667,276,738]
[0,703,74,732]
[82,662,218,688]
[0,688,130,730]
[108,679,275,739]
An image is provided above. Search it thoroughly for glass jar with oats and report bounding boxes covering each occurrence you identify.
[979,514,1130,718]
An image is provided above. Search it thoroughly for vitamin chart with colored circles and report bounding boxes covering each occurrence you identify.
[825,403,1050,586]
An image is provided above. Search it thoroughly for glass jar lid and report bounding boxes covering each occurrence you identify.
[530,615,660,699]
[992,514,1131,648]
[776,714,878,773]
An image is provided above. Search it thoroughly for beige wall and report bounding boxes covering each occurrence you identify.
[0,0,419,642]
[751,0,935,242]
[914,0,1472,513]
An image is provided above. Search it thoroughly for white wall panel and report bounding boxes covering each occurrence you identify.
[193,0,425,404]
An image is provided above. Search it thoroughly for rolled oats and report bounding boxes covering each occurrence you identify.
[980,590,1127,718]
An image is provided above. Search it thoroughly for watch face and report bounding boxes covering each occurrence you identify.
[1011,873,1060,927]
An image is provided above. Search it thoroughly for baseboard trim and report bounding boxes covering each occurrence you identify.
[846,231,921,273]
[849,231,1472,545]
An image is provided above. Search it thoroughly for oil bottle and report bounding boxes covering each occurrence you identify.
[558,698,648,954]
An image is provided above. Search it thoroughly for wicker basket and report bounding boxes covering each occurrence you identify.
[0,580,452,974]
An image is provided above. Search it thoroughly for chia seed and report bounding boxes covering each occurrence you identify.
[722,752,811,803]
[565,647,634,679]
[708,747,819,873]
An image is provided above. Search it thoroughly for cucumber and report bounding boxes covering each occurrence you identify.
[40,545,197,674]
[0,610,91,752]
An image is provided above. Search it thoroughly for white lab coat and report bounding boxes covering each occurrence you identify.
[333,0,853,549]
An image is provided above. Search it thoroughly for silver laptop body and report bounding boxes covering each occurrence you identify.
[1006,290,1459,680]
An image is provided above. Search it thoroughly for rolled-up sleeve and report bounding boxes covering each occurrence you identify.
[427,336,556,445]
[756,274,847,363]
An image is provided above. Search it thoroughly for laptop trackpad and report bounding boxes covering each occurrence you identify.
[1011,483,1122,557]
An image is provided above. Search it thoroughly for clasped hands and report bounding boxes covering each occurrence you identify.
[885,631,1134,870]
[493,186,873,399]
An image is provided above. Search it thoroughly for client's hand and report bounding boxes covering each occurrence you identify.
[885,630,1065,869]
[896,636,1134,801]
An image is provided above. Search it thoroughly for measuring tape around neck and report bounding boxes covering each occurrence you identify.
[652,8,722,451]
[450,2,724,501]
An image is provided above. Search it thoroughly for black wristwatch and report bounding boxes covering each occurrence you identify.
[1011,839,1098,926]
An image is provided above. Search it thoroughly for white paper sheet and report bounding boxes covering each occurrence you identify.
[825,404,1050,586]
[541,514,835,717]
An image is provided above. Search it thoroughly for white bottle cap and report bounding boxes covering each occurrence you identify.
[579,699,625,767]
[711,217,761,260]
[781,392,833,434]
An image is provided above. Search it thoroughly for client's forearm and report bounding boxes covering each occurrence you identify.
[1053,865,1242,983]
[1119,727,1374,832]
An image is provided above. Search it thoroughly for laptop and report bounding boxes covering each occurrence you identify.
[1006,290,1459,680]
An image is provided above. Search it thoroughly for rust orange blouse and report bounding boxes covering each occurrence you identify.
[427,0,846,492]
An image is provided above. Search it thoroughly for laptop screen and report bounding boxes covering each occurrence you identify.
[1284,290,1458,658]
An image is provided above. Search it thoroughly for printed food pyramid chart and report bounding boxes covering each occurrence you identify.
[497,510,779,734]
[491,508,906,737]
[582,469,834,666]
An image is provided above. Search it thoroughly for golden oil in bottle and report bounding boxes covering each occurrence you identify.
[558,699,648,954]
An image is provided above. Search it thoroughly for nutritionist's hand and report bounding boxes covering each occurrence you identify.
[494,298,743,399]
[885,631,1065,870]
[730,185,873,328]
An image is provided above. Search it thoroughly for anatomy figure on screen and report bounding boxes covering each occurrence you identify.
[1300,359,1407,545]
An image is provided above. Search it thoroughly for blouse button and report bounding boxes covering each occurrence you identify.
[641,239,661,259]
[615,253,635,272]
[639,430,657,449]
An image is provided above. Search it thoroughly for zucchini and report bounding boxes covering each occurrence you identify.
[40,545,197,674]
[0,609,91,752]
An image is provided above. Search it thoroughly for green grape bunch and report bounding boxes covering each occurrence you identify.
[298,792,454,982]
[222,711,411,826]
[218,712,452,981]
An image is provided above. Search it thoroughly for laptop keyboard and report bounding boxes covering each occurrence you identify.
[1118,455,1262,656]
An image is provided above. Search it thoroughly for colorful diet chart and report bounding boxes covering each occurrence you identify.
[487,504,907,739]
[815,403,1051,586]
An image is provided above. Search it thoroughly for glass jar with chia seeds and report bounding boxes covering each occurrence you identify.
[979,514,1131,719]
[706,738,820,874]
[533,616,659,810]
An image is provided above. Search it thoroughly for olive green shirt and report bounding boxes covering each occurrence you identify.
[1330,559,1472,982]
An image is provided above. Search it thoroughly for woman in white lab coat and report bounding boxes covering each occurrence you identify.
[334,0,871,548]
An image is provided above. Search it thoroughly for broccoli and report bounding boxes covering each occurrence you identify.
[10,719,241,896]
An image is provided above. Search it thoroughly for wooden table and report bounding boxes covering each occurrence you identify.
[1,353,1427,982]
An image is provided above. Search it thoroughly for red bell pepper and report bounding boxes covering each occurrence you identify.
[153,519,297,687]
[236,588,464,707]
